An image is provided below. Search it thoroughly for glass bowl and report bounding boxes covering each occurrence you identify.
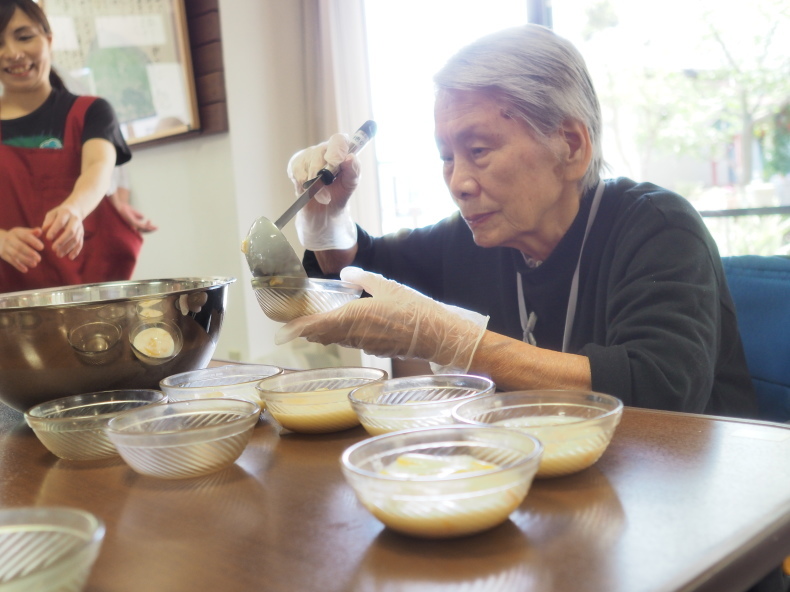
[349,374,495,435]
[0,506,104,591]
[251,276,362,323]
[24,389,166,461]
[256,367,387,433]
[105,398,260,479]
[452,390,623,478]
[341,425,543,539]
[160,364,284,409]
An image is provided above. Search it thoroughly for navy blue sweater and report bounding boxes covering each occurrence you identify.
[304,177,756,418]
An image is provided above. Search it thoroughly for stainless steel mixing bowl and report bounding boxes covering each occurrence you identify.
[0,278,235,412]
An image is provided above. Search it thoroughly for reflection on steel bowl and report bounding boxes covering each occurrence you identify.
[0,277,235,412]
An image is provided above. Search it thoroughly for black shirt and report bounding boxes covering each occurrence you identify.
[0,88,131,165]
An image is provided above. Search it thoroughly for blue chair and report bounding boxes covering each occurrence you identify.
[721,255,790,423]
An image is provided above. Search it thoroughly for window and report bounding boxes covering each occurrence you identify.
[551,0,790,255]
[363,0,528,234]
[363,0,790,255]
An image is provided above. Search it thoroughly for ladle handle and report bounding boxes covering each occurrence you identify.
[316,120,378,182]
[274,121,377,229]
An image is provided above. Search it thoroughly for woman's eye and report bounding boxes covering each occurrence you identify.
[470,147,489,158]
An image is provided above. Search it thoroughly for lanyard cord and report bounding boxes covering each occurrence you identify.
[517,180,606,352]
[517,278,537,345]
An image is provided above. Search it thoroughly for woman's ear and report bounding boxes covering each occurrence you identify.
[560,119,592,182]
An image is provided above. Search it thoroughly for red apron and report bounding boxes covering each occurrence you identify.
[0,96,143,293]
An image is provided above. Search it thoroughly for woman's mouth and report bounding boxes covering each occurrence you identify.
[464,212,495,229]
[4,64,33,76]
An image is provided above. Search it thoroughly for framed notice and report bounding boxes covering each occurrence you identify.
[42,0,200,145]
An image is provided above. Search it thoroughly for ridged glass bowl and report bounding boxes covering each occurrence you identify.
[250,276,362,323]
[105,398,260,479]
[160,364,284,409]
[256,367,387,433]
[0,506,105,592]
[341,425,543,539]
[24,390,166,461]
[452,390,623,478]
[349,374,495,435]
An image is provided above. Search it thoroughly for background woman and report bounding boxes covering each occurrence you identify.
[0,0,141,293]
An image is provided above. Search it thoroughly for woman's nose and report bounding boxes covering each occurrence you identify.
[447,161,479,201]
[1,40,24,61]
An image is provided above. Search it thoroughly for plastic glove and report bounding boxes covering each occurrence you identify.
[287,133,359,251]
[275,267,489,374]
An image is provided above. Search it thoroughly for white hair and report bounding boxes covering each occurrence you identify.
[434,24,604,192]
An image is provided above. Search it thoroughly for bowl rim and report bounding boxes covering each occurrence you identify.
[24,389,167,423]
[160,363,285,391]
[340,424,544,482]
[0,506,105,585]
[348,374,495,408]
[256,366,388,395]
[104,397,260,439]
[451,389,623,428]
[250,276,362,294]
[0,277,236,311]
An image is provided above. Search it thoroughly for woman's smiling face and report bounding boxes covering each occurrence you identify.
[434,89,584,260]
[0,7,52,98]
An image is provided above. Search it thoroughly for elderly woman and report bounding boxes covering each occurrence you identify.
[278,24,756,421]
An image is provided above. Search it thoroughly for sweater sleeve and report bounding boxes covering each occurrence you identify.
[580,225,722,413]
[304,215,464,302]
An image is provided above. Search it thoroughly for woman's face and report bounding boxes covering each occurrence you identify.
[434,89,584,260]
[0,7,53,98]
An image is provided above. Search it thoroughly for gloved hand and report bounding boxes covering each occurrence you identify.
[275,267,489,374]
[287,133,359,251]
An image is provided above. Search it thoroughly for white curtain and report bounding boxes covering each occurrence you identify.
[299,0,382,237]
[299,0,390,373]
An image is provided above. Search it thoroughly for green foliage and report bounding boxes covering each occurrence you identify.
[704,214,790,256]
[759,106,790,179]
[582,1,618,41]
[580,0,790,184]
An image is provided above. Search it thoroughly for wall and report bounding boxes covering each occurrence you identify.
[125,0,319,367]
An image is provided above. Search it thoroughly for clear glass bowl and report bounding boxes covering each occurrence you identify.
[105,398,260,479]
[349,374,495,435]
[341,425,543,539]
[24,389,166,461]
[256,367,387,433]
[0,506,104,591]
[452,390,623,478]
[160,364,284,409]
[251,276,362,323]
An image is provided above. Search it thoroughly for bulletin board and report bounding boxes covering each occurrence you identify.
[41,0,200,145]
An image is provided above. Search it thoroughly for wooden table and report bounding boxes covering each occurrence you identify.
[1,399,789,592]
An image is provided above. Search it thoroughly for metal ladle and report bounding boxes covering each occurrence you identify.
[242,121,377,278]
